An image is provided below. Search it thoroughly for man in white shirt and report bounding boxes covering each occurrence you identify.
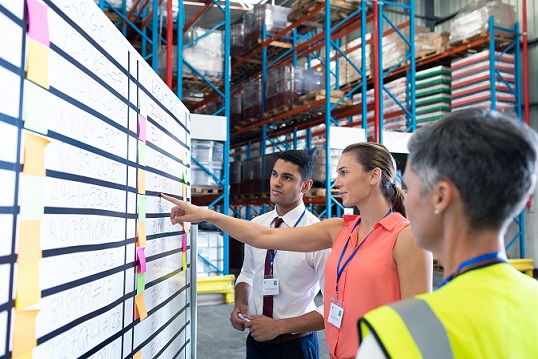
[230,150,330,359]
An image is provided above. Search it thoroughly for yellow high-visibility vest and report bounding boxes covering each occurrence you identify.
[359,263,538,359]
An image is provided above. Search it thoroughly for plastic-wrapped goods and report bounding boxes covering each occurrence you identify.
[266,67,305,111]
[310,146,343,185]
[449,0,516,44]
[303,68,325,94]
[378,24,428,71]
[183,27,224,78]
[96,0,134,10]
[242,76,263,119]
[243,4,291,50]
[230,91,243,127]
[231,23,244,60]
[230,161,242,195]
[192,140,224,164]
[241,157,262,194]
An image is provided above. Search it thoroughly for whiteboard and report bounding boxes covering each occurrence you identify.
[0,0,193,358]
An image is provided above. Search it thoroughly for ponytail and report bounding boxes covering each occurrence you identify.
[390,183,406,217]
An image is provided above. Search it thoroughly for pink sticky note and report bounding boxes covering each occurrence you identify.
[137,114,147,143]
[136,247,147,273]
[27,0,50,47]
[182,234,187,252]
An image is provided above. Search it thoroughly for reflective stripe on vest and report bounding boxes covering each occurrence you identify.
[388,298,454,359]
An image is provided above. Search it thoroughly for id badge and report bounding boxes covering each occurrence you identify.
[262,276,279,296]
[328,297,344,328]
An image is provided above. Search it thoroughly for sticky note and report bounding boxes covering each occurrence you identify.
[136,222,147,247]
[136,247,146,273]
[23,132,49,176]
[182,252,187,271]
[27,0,50,46]
[27,38,49,89]
[181,170,185,183]
[135,293,147,321]
[15,262,41,310]
[182,234,186,252]
[23,84,48,134]
[13,350,33,359]
[137,114,147,143]
[183,223,189,234]
[133,351,141,359]
[136,273,145,294]
[182,184,187,200]
[19,174,45,220]
[138,141,146,166]
[137,168,146,194]
[18,220,42,264]
[138,196,146,222]
[12,310,38,357]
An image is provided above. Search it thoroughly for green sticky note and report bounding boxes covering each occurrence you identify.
[23,83,49,134]
[181,170,185,183]
[136,273,145,294]
[138,141,146,166]
[19,174,45,220]
[138,196,146,222]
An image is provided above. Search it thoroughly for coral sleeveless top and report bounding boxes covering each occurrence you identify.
[324,212,410,359]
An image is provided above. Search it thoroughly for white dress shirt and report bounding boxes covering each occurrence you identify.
[236,203,330,319]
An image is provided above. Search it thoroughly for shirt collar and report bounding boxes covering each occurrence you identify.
[273,202,307,227]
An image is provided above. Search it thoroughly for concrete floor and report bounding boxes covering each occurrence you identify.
[196,270,443,358]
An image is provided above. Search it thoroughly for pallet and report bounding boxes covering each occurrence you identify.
[297,90,352,107]
[191,187,223,196]
[305,187,340,198]
[263,105,292,118]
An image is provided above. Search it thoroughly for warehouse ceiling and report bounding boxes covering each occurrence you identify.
[183,0,293,28]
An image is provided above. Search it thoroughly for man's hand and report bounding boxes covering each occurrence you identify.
[245,315,283,342]
[230,306,249,332]
[160,193,208,225]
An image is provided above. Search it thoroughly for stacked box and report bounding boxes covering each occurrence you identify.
[241,157,262,194]
[303,68,325,94]
[415,66,452,125]
[191,140,224,187]
[342,34,372,85]
[231,91,242,127]
[182,27,224,78]
[378,24,428,71]
[197,231,225,278]
[451,50,515,112]
[230,161,242,195]
[311,146,343,185]
[266,67,305,111]
[449,0,516,45]
[242,76,263,119]
[231,23,244,60]
[243,4,291,50]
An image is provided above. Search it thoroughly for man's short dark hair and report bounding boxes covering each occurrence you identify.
[408,109,538,230]
[277,150,315,181]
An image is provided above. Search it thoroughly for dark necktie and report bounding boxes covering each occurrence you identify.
[262,217,283,318]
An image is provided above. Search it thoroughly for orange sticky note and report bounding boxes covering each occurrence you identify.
[18,220,42,264]
[12,310,38,357]
[15,262,41,310]
[136,222,146,247]
[23,132,49,176]
[13,350,33,359]
[137,168,146,195]
[135,293,147,321]
[183,223,189,234]
[133,351,142,359]
[182,252,187,271]
[182,184,187,200]
[27,38,49,89]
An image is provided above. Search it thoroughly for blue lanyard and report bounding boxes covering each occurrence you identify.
[269,208,307,272]
[335,209,392,298]
[439,251,507,288]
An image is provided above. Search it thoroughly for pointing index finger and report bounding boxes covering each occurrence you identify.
[160,193,182,205]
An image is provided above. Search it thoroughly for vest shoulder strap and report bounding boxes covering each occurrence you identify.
[388,298,454,359]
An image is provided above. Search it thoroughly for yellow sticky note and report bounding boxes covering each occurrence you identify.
[137,222,146,247]
[138,169,146,195]
[135,293,147,321]
[27,38,49,89]
[23,83,49,134]
[15,262,41,310]
[182,184,187,200]
[138,141,146,166]
[19,174,45,220]
[18,220,42,264]
[183,223,189,234]
[13,350,33,359]
[136,222,146,247]
[133,351,142,359]
[182,252,187,271]
[12,310,38,357]
[23,132,49,176]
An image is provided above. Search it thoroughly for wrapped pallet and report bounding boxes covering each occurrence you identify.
[449,0,516,45]
[379,23,428,71]
[243,4,291,50]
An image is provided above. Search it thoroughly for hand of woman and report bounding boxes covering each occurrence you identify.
[160,193,209,225]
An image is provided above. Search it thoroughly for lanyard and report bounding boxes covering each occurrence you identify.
[335,209,392,298]
[269,208,307,272]
[439,251,507,288]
